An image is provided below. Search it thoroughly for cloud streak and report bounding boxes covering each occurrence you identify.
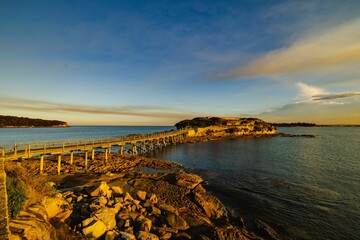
[0,97,194,119]
[216,17,360,78]
[312,92,360,101]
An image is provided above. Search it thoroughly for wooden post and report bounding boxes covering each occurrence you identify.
[91,149,95,160]
[43,144,46,155]
[57,155,61,175]
[70,152,74,165]
[14,144,17,158]
[40,155,44,174]
[119,145,123,155]
[62,142,65,153]
[84,151,88,170]
[1,148,5,158]
[104,148,108,163]
[27,144,31,158]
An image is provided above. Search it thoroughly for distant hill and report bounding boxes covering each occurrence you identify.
[0,115,68,128]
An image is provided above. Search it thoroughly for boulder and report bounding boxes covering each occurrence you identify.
[42,193,72,221]
[87,181,111,197]
[148,193,158,204]
[9,207,54,240]
[156,203,177,214]
[193,192,228,219]
[111,186,124,196]
[135,215,152,232]
[136,230,159,240]
[82,218,107,238]
[93,207,117,230]
[124,192,134,202]
[174,172,203,189]
[136,190,147,201]
[165,213,189,230]
[118,231,136,240]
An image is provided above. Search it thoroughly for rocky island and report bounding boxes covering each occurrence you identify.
[0,115,68,128]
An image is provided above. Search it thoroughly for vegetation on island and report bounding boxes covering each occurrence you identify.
[175,116,276,136]
[0,115,68,128]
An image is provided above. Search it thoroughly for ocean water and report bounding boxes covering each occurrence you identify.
[1,126,359,239]
[150,127,360,240]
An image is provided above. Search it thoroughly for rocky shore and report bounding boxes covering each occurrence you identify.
[7,153,274,240]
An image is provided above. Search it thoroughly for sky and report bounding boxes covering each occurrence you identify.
[0,0,359,125]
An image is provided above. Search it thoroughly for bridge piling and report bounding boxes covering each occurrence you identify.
[84,151,88,171]
[91,149,95,161]
[57,155,61,175]
[27,144,31,158]
[40,155,44,174]
[70,152,74,165]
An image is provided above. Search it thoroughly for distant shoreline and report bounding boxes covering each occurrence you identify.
[0,125,69,128]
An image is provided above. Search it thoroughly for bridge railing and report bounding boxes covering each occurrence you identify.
[0,129,188,154]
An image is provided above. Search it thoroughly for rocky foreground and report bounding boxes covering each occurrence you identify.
[7,153,276,240]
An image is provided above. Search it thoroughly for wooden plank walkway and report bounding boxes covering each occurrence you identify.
[0,157,10,240]
[1,129,188,161]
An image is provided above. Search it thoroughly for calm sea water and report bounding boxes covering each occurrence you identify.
[1,126,359,239]
[151,127,360,240]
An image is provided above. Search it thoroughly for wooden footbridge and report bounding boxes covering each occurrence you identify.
[1,129,188,161]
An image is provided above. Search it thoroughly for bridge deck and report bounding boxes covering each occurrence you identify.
[1,129,188,161]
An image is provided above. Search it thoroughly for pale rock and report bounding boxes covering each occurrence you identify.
[111,186,124,196]
[136,190,147,201]
[174,172,203,189]
[99,196,108,207]
[88,181,111,197]
[148,193,158,204]
[82,218,107,238]
[42,193,71,220]
[114,202,123,211]
[193,192,228,219]
[150,206,161,215]
[93,207,117,230]
[165,213,189,230]
[156,203,177,214]
[136,230,159,240]
[124,192,134,202]
[143,199,153,208]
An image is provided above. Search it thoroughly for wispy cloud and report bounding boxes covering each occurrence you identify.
[312,92,360,101]
[0,97,194,119]
[215,17,360,79]
[257,82,360,124]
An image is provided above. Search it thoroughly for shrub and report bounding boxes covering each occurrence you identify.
[6,175,27,218]
[226,128,240,134]
[5,162,54,217]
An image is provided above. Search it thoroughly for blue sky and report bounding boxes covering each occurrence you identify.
[1,0,359,125]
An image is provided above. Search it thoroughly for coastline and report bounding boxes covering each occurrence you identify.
[5,133,281,240]
[6,153,278,239]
